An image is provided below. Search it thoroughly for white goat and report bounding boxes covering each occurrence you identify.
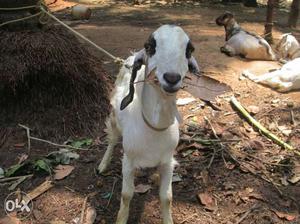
[98,25,200,224]
[242,58,300,92]
[276,33,300,60]
[216,12,276,60]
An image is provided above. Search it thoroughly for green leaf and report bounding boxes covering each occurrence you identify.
[101,192,112,199]
[34,159,52,174]
[70,138,93,148]
[5,164,24,177]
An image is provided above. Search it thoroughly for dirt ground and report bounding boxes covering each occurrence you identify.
[1,0,300,223]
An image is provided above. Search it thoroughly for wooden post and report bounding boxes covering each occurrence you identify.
[288,0,300,28]
[265,0,276,43]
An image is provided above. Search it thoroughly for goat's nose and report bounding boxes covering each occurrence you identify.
[163,73,181,85]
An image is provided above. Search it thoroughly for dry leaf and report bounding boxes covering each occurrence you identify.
[183,74,232,101]
[54,165,74,180]
[14,143,25,148]
[149,173,160,186]
[84,206,97,224]
[248,139,264,150]
[135,184,151,194]
[198,192,217,211]
[0,216,21,224]
[176,97,196,106]
[272,210,297,221]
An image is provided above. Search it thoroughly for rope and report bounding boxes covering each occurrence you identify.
[0,2,124,65]
[0,12,42,28]
[0,5,38,10]
[40,6,124,64]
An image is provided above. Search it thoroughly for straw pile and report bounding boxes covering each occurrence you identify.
[0,26,111,140]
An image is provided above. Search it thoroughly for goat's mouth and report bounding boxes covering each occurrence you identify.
[161,85,181,94]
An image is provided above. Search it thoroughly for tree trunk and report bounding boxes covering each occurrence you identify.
[265,0,276,43]
[288,0,300,28]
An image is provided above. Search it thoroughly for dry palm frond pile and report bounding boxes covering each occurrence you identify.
[0,26,111,140]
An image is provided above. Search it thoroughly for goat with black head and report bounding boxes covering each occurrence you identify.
[98,25,199,224]
[216,12,276,60]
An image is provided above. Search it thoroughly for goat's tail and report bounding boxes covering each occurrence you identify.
[98,111,120,174]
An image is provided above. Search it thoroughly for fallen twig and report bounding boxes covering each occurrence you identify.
[106,178,118,208]
[80,195,88,224]
[19,124,31,154]
[18,124,89,151]
[0,174,33,183]
[230,97,299,156]
[235,203,259,224]
[180,213,197,224]
[8,175,32,191]
[180,137,240,144]
[25,180,54,204]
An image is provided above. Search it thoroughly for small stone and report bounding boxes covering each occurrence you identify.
[287,101,294,108]
[247,105,260,115]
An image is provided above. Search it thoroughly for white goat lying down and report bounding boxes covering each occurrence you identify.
[216,12,276,60]
[243,58,300,92]
[276,33,300,60]
[98,25,200,224]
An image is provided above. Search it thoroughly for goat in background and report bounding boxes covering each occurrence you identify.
[276,33,300,61]
[216,12,276,61]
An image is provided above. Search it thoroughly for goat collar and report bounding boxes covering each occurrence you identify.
[141,111,169,132]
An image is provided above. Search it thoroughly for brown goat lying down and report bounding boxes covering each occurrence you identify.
[216,12,276,61]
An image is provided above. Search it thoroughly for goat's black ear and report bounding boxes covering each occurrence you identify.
[188,56,200,76]
[186,41,195,59]
[120,50,145,110]
[144,34,156,57]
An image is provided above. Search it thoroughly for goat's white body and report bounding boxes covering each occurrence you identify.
[99,55,180,224]
[276,34,300,60]
[223,31,276,60]
[111,56,179,169]
[98,25,196,224]
[243,58,300,92]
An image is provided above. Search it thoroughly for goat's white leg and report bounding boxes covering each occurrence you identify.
[242,70,282,83]
[116,155,135,224]
[98,112,120,173]
[220,44,236,57]
[277,82,294,92]
[159,162,174,224]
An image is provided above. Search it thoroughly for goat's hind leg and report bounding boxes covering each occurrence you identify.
[98,112,120,174]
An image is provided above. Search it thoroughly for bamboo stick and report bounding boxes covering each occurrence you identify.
[230,96,300,156]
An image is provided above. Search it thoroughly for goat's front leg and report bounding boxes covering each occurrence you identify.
[220,44,236,57]
[116,155,135,224]
[159,162,175,224]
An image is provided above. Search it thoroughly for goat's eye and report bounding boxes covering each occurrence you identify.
[144,35,156,57]
[186,41,195,59]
